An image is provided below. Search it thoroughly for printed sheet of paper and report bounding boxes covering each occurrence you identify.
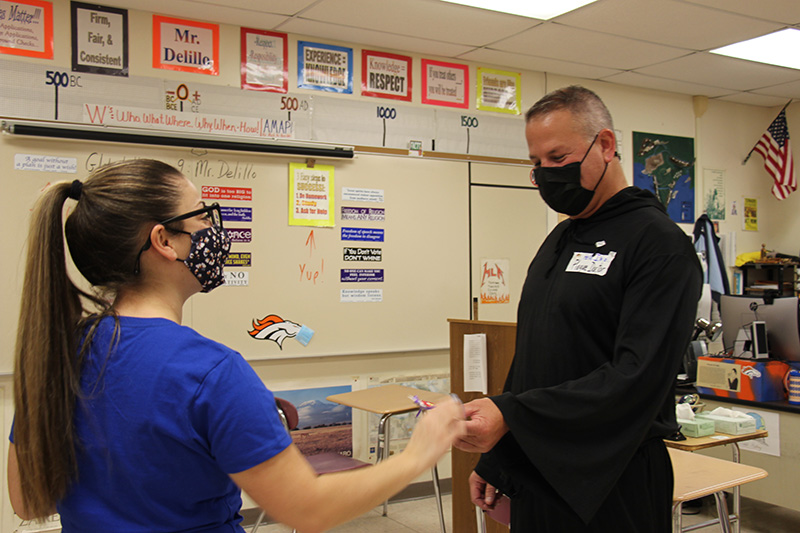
[463,333,487,394]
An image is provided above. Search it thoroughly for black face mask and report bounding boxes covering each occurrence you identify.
[532,133,608,216]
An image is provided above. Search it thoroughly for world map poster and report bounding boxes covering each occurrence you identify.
[633,131,696,224]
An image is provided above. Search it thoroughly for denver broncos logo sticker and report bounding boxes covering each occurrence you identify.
[249,314,302,349]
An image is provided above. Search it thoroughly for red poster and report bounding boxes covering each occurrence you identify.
[152,15,219,75]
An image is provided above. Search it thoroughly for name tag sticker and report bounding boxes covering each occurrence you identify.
[565,251,617,276]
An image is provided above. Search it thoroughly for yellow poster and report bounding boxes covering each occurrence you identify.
[289,162,335,227]
[743,197,758,231]
[476,67,521,115]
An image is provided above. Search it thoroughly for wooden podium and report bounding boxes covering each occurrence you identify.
[448,319,516,533]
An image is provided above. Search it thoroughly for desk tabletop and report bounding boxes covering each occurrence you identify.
[326,384,449,415]
[664,429,768,452]
[669,448,768,502]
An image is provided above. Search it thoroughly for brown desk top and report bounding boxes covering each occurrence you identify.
[326,384,449,415]
[664,429,768,452]
[669,448,768,502]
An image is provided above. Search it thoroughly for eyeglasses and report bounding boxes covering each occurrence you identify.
[133,203,223,274]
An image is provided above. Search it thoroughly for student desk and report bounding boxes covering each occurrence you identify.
[669,448,767,533]
[665,430,768,533]
[327,384,449,533]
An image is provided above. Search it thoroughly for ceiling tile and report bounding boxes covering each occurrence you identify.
[636,52,800,91]
[459,48,620,79]
[99,0,295,27]
[601,71,731,97]
[681,0,800,25]
[750,80,800,100]
[556,0,782,50]
[714,92,792,107]
[279,19,475,58]
[296,0,540,47]
[489,23,689,70]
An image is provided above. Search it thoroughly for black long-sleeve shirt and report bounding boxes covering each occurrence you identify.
[476,187,702,524]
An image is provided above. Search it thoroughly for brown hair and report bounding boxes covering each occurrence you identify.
[13,159,184,518]
[525,85,614,140]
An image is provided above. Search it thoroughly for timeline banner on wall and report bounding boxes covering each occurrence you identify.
[152,15,219,75]
[298,41,352,94]
[240,27,287,93]
[361,49,411,102]
[289,162,335,227]
[71,2,128,76]
[476,67,520,115]
[0,0,53,58]
[421,58,468,109]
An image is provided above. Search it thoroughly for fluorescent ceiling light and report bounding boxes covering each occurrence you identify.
[710,28,800,70]
[439,0,597,20]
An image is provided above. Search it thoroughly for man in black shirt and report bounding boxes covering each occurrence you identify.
[455,86,702,531]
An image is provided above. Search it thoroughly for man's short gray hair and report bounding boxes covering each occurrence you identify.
[525,86,614,140]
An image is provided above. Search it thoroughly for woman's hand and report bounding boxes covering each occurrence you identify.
[403,396,467,470]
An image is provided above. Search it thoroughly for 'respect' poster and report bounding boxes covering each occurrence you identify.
[361,49,411,102]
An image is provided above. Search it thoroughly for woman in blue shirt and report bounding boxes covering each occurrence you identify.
[8,159,464,533]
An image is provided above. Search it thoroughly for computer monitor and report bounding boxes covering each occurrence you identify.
[720,294,800,361]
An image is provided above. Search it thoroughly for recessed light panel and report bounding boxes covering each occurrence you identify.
[711,28,800,70]
[439,0,598,20]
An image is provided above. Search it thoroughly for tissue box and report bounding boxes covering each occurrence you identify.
[696,357,789,402]
[677,417,715,438]
[695,413,756,435]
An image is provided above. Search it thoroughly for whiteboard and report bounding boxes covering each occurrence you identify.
[0,132,471,372]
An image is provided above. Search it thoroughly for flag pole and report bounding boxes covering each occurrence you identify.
[742,99,793,165]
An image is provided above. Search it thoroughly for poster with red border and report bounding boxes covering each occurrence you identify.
[421,58,468,109]
[361,49,411,102]
[240,27,287,93]
[0,0,53,59]
[152,15,219,75]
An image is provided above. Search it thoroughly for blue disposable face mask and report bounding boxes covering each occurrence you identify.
[532,134,608,216]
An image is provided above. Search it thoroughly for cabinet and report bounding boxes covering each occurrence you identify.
[738,262,798,296]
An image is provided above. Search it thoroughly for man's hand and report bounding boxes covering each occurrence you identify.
[469,471,500,511]
[453,397,509,453]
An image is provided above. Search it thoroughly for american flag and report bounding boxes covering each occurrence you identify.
[753,109,796,200]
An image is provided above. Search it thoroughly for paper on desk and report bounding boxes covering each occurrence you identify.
[463,333,488,394]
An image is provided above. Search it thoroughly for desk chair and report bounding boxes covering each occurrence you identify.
[476,494,511,532]
[250,398,371,533]
[669,448,767,533]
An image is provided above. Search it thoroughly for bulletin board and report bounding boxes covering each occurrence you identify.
[0,131,472,372]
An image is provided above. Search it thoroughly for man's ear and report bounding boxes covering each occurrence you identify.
[598,128,617,162]
[148,224,180,262]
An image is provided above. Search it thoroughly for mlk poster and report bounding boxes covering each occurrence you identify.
[703,168,725,220]
[0,0,53,58]
[298,41,352,93]
[476,67,520,115]
[240,27,287,92]
[71,2,128,76]
[633,132,695,224]
[289,162,335,227]
[361,49,411,102]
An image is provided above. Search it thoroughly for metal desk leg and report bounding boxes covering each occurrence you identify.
[673,502,683,533]
[432,464,446,533]
[731,443,741,533]
[713,491,733,533]
[377,413,392,516]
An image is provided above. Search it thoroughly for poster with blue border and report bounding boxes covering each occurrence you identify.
[298,41,352,93]
[633,131,695,224]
